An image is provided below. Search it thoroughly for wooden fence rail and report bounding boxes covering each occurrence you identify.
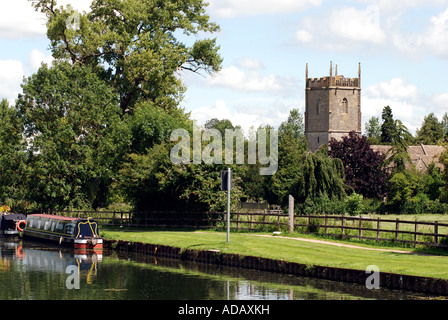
[294,215,448,249]
[43,210,448,249]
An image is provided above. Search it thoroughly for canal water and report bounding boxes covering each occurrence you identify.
[0,236,444,300]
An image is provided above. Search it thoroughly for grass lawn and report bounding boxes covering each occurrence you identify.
[102,229,448,280]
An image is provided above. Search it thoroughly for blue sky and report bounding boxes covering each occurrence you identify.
[2,0,448,135]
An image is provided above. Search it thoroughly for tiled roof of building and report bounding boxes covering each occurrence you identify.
[371,144,445,171]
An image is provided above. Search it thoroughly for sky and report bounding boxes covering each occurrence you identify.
[2,0,448,135]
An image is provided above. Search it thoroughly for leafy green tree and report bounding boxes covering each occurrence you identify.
[381,106,395,144]
[235,124,277,204]
[30,0,222,113]
[386,169,423,209]
[127,101,192,154]
[364,116,381,144]
[416,113,444,145]
[422,163,444,201]
[204,118,237,137]
[16,61,125,209]
[384,120,413,173]
[264,109,307,205]
[440,146,448,202]
[441,112,448,141]
[0,99,26,205]
[268,130,306,205]
[18,0,223,212]
[278,108,305,141]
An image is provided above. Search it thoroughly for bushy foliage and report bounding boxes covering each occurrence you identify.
[384,164,448,214]
[117,141,246,212]
[329,132,389,199]
[345,192,365,216]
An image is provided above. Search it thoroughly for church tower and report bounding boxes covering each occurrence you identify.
[305,62,362,152]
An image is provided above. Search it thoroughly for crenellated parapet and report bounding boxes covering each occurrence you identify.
[307,76,360,89]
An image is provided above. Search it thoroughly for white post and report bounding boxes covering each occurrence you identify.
[227,168,231,242]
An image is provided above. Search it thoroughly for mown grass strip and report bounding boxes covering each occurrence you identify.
[102,230,448,280]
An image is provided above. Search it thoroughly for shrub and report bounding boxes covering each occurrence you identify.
[345,192,364,216]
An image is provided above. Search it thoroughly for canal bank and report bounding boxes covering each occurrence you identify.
[104,239,448,296]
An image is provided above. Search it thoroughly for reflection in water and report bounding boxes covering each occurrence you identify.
[0,236,445,300]
[0,237,101,299]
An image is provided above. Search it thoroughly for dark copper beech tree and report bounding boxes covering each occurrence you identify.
[329,131,390,199]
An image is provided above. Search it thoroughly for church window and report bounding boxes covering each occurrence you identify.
[342,98,348,113]
[316,99,321,115]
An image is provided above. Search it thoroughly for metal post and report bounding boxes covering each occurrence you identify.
[227,168,231,242]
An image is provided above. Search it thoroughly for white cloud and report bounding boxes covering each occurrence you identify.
[0,1,47,38]
[0,60,25,103]
[431,93,448,119]
[365,78,418,101]
[28,49,54,72]
[295,5,386,51]
[207,0,322,18]
[236,57,265,70]
[390,9,448,59]
[362,78,427,134]
[295,30,313,42]
[0,49,55,103]
[191,100,260,134]
[0,0,93,39]
[353,0,447,14]
[423,9,448,58]
[294,4,448,60]
[328,6,386,44]
[206,65,298,95]
[190,99,297,134]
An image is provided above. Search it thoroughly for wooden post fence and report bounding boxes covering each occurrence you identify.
[49,210,448,249]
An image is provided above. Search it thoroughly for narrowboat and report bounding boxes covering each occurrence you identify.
[0,213,27,237]
[23,214,103,251]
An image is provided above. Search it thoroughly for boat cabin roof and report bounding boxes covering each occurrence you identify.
[1,213,27,221]
[29,214,79,221]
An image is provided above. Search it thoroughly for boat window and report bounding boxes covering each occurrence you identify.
[66,222,76,235]
[28,218,34,228]
[50,220,57,232]
[36,219,42,230]
[44,219,51,231]
[55,221,64,234]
